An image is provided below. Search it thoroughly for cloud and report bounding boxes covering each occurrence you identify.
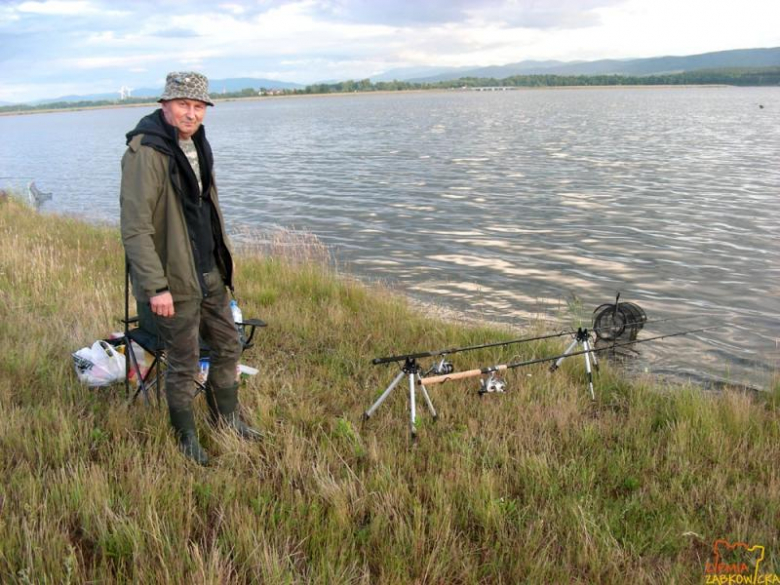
[0,78,121,102]
[314,0,622,29]
[60,54,167,70]
[486,1,615,29]
[150,27,201,38]
[0,6,21,24]
[13,0,127,17]
[15,1,93,15]
[60,49,221,70]
[1,0,779,103]
[219,2,247,15]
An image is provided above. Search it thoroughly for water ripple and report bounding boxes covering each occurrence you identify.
[1,87,778,388]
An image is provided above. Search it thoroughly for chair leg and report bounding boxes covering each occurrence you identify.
[126,341,150,404]
[155,354,161,404]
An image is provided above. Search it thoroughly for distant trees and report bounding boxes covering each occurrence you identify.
[0,95,153,114]
[289,66,780,95]
[2,67,777,114]
[428,67,780,88]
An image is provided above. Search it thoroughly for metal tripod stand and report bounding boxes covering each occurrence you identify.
[363,358,438,438]
[549,327,599,400]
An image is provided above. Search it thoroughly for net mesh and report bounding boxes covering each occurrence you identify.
[593,301,647,341]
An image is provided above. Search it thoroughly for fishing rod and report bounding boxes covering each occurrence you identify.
[372,330,571,365]
[371,314,701,366]
[364,293,716,437]
[418,326,717,387]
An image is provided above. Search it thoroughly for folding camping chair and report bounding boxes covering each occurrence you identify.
[122,259,266,404]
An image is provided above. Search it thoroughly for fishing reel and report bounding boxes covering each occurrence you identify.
[426,358,454,377]
[478,373,506,395]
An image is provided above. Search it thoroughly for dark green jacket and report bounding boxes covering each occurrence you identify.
[120,110,233,302]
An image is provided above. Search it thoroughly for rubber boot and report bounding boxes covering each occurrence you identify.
[205,382,263,441]
[169,408,209,465]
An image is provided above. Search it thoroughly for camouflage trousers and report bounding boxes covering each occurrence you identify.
[152,268,241,411]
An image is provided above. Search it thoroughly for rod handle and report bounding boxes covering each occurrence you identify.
[420,365,507,386]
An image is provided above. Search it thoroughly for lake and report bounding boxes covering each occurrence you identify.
[1,87,778,389]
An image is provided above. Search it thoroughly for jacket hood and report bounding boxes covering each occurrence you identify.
[125,109,207,155]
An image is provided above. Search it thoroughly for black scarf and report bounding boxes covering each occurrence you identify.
[126,110,216,275]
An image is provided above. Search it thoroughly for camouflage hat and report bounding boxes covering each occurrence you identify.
[158,71,214,106]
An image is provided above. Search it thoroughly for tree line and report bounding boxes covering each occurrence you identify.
[296,66,780,93]
[2,67,777,114]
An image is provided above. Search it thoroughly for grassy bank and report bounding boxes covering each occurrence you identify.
[0,197,778,583]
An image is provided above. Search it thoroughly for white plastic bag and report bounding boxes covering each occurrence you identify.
[108,333,150,385]
[72,340,126,387]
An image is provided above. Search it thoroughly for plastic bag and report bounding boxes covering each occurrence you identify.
[72,340,126,387]
[108,333,151,385]
[123,339,151,383]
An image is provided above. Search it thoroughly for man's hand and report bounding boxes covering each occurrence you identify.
[150,291,175,317]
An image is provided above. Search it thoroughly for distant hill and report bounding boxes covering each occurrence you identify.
[398,47,780,83]
[369,65,476,82]
[29,77,303,106]
[201,77,303,93]
[33,92,124,105]
[10,47,780,106]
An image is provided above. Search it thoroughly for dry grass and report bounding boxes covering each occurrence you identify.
[0,196,778,583]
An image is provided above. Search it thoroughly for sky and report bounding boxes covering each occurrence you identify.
[1,0,779,103]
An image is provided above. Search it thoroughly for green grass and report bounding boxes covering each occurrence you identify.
[0,196,778,583]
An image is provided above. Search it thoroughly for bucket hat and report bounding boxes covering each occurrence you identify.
[159,71,214,106]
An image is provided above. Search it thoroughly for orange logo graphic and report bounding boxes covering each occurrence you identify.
[704,539,780,584]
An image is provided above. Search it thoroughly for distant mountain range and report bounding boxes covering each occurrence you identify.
[30,77,303,106]
[16,46,780,105]
[388,47,780,83]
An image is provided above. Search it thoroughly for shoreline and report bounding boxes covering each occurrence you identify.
[7,192,768,394]
[6,194,766,397]
[0,84,742,118]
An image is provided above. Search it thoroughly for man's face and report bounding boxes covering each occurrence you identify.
[161,98,207,139]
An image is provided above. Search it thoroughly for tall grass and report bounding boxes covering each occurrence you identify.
[0,197,778,583]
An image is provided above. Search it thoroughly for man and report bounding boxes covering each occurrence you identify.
[120,71,260,465]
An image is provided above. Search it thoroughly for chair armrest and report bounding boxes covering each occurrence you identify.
[239,318,267,349]
[238,318,267,328]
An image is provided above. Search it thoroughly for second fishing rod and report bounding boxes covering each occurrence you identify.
[371,314,701,366]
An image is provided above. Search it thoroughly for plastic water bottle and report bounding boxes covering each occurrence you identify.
[198,358,209,385]
[229,299,243,324]
[229,299,247,348]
